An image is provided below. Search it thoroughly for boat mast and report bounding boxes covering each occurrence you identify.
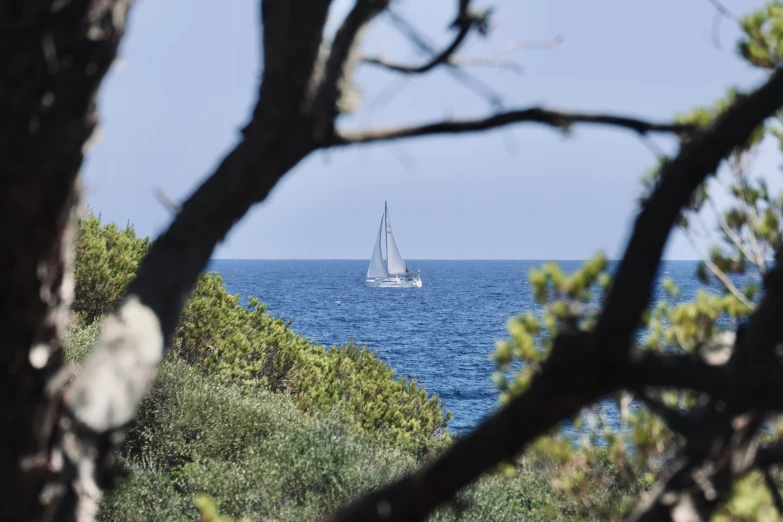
[384,201,389,272]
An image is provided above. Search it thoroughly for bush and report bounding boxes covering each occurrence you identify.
[287,340,450,446]
[73,212,149,323]
[101,359,420,521]
[63,323,609,522]
[173,271,451,445]
[63,327,420,521]
[74,213,450,445]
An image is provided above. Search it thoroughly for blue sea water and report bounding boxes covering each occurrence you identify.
[208,259,731,435]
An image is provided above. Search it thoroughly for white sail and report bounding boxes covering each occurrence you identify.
[366,215,387,279]
[384,202,408,275]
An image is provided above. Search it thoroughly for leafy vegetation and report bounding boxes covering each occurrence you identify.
[490,4,783,519]
[64,324,635,522]
[65,3,783,519]
[73,212,449,445]
[174,272,450,445]
[73,212,149,323]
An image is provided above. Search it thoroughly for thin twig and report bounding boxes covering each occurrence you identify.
[443,36,566,75]
[361,0,476,75]
[695,207,719,244]
[381,6,505,108]
[332,108,696,145]
[706,0,740,22]
[731,160,767,272]
[684,229,753,308]
[312,0,391,133]
[705,187,757,265]
[448,56,524,74]
[489,36,564,53]
[153,187,182,214]
[705,0,740,49]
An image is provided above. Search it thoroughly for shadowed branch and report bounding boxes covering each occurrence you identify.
[321,67,783,522]
[332,108,697,145]
[637,391,700,438]
[361,0,486,74]
[763,467,783,515]
[629,247,783,521]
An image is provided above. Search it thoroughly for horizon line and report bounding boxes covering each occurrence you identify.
[209,257,705,262]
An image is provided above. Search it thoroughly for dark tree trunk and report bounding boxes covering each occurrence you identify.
[0,1,130,519]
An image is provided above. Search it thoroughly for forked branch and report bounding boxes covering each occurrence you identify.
[361,0,487,74]
[684,228,753,307]
[629,247,783,521]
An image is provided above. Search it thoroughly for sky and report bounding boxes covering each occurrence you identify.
[80,0,775,260]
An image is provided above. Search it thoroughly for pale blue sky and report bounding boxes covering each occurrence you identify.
[81,0,774,260]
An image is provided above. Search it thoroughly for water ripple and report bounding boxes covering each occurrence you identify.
[210,259,721,435]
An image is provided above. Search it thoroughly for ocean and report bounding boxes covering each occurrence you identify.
[208,259,731,435]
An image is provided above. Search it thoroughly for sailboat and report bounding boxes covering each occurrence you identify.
[365,202,422,288]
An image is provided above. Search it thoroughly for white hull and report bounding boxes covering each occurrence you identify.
[365,275,422,288]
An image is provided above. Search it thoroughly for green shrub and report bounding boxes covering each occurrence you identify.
[169,271,450,444]
[81,341,421,521]
[63,324,598,522]
[63,319,102,363]
[73,214,450,445]
[73,212,149,323]
[172,273,303,389]
[288,340,450,445]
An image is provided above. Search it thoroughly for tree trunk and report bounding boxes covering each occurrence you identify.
[0,1,130,519]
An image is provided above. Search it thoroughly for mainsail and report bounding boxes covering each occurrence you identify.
[384,202,408,275]
[366,215,386,279]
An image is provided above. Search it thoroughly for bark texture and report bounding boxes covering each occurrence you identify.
[0,1,130,519]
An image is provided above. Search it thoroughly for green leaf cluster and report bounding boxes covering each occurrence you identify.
[487,4,783,517]
[73,212,149,323]
[739,1,783,68]
[492,253,608,404]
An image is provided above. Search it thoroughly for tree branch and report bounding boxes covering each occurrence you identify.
[323,67,783,522]
[322,332,606,522]
[763,467,783,515]
[448,55,524,74]
[684,228,753,308]
[379,6,506,108]
[624,349,783,412]
[360,0,478,74]
[590,67,783,369]
[311,0,391,138]
[629,409,764,522]
[332,108,697,145]
[637,391,699,438]
[59,1,337,518]
[630,246,783,521]
[623,351,731,397]
[403,36,564,75]
[705,187,758,267]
